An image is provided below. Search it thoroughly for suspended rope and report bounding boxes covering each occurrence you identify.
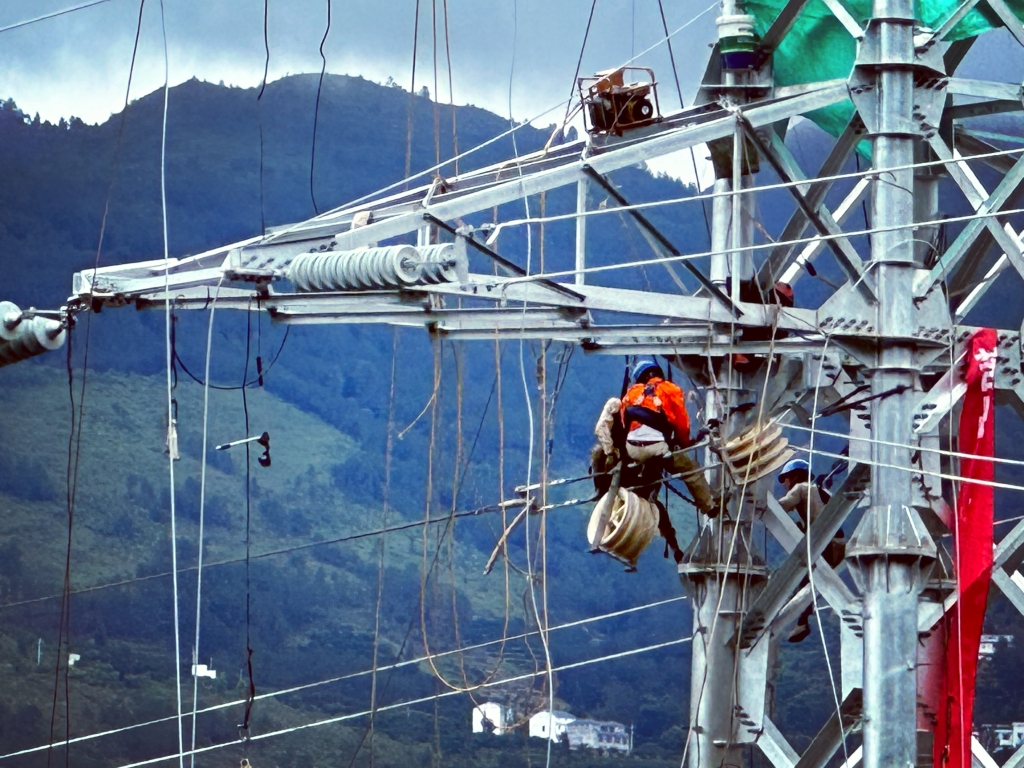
[309,0,332,214]
[238,306,257,743]
[187,274,224,768]
[441,0,458,173]
[404,0,422,185]
[156,0,187,764]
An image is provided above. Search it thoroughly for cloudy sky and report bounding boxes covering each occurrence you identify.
[0,0,725,184]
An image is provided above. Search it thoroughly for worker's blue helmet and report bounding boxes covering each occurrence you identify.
[631,359,664,383]
[779,458,809,480]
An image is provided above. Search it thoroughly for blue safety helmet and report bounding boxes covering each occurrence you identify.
[779,458,810,480]
[631,359,664,383]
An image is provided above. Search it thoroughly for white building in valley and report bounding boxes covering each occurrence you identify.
[528,710,578,741]
[472,701,512,735]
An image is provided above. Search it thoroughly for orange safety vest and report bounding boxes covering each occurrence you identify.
[619,377,691,445]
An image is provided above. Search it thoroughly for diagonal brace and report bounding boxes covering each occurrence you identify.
[757,115,863,288]
[581,167,742,317]
[763,493,858,614]
[739,118,876,303]
[794,688,863,768]
[925,135,1024,300]
[424,214,585,303]
[916,149,1024,297]
[735,463,870,649]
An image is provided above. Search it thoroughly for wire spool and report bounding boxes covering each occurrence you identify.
[587,488,660,568]
[720,421,794,483]
[287,246,422,291]
[0,302,66,368]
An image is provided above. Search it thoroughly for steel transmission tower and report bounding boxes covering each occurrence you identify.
[8,2,1024,767]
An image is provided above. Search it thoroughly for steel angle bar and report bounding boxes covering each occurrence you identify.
[135,286,256,311]
[582,337,828,357]
[580,166,741,316]
[426,277,820,331]
[772,80,850,100]
[818,0,864,38]
[945,37,976,73]
[972,738,1001,768]
[954,250,1011,319]
[992,567,1024,617]
[734,463,870,649]
[917,149,1024,297]
[763,493,858,612]
[742,119,873,301]
[912,348,969,434]
[322,84,850,254]
[264,142,589,245]
[793,688,863,768]
[1001,741,1024,768]
[85,267,234,301]
[994,516,1024,567]
[982,0,1024,48]
[946,79,1024,101]
[927,135,1024,289]
[759,0,816,54]
[781,178,871,286]
[423,214,585,303]
[757,115,864,288]
[955,131,1021,175]
[947,101,1024,121]
[428,307,587,334]
[267,295,431,325]
[929,0,983,42]
[759,717,801,768]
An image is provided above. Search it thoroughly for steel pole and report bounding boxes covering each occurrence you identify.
[850,1,937,765]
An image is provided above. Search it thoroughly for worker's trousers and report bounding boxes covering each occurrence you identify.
[624,441,716,515]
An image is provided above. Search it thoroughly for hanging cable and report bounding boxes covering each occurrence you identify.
[309,0,332,214]
[404,0,422,185]
[441,0,458,173]
[563,0,598,126]
[173,325,289,390]
[658,0,711,242]
[239,306,257,743]
[431,0,441,168]
[365,330,398,768]
[47,330,75,768]
[257,0,270,234]
[187,276,223,768]
[806,333,852,764]
[156,1,186,765]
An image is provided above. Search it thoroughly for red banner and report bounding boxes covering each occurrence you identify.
[933,328,997,768]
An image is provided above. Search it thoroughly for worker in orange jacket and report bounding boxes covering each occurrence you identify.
[618,360,717,516]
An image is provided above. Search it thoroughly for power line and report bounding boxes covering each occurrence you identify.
[485,144,1024,241]
[0,0,110,34]
[501,200,1024,287]
[0,598,688,761]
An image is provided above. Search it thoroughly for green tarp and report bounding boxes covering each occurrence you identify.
[743,0,1023,135]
